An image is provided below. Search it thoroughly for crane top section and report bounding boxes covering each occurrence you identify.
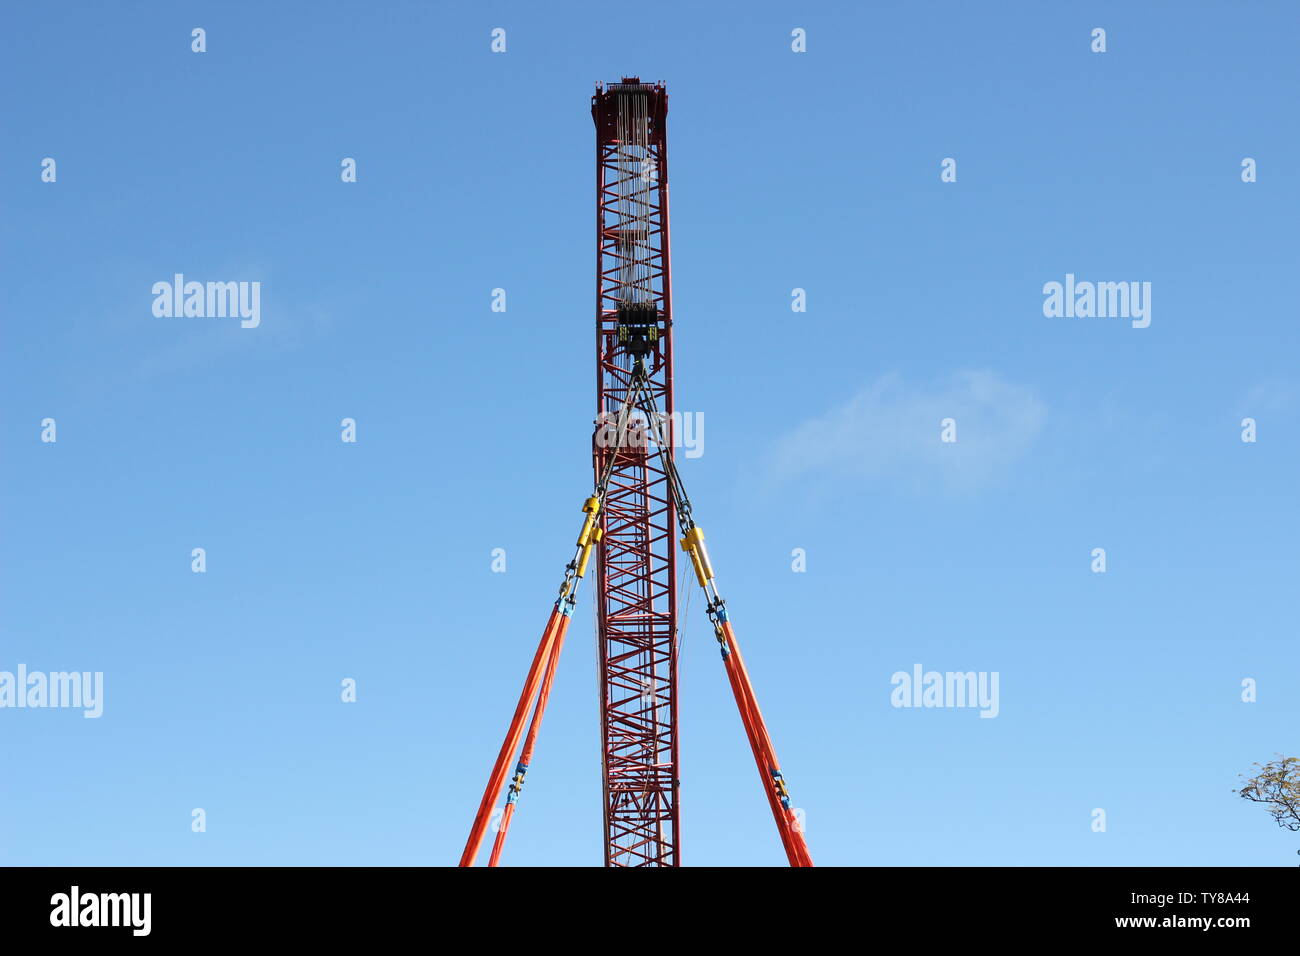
[592,77,668,147]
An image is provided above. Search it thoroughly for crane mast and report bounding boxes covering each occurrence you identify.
[592,78,679,867]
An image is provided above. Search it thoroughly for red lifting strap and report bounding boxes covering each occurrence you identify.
[718,619,814,867]
[487,612,572,867]
[459,604,566,867]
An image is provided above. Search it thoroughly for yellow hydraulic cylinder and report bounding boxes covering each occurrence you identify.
[577,527,603,578]
[577,496,601,547]
[680,526,714,586]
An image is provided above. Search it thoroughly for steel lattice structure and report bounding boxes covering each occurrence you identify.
[458,78,812,870]
[592,79,679,866]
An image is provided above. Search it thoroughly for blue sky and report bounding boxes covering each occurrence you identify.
[2,1,1297,866]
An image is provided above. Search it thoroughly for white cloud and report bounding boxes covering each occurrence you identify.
[1241,380,1295,415]
[766,370,1047,492]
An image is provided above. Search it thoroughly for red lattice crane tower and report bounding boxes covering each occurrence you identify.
[592,78,679,866]
[458,78,812,868]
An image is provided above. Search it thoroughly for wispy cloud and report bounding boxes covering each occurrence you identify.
[766,370,1047,493]
[133,300,332,379]
[1241,380,1296,415]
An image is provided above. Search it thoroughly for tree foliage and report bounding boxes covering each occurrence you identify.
[1239,755,1300,832]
